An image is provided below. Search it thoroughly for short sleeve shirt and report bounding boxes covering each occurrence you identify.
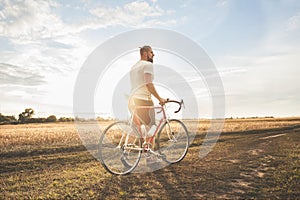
[130,60,154,101]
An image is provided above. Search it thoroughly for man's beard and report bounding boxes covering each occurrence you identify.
[147,56,153,63]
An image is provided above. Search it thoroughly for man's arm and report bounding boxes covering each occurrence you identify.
[144,73,166,104]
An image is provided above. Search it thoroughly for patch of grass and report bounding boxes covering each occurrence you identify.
[1,119,300,199]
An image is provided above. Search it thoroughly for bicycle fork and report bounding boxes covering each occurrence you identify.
[165,120,177,142]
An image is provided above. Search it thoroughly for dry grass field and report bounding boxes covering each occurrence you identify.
[1,118,299,199]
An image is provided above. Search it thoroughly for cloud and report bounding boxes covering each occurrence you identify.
[0,0,64,41]
[0,0,178,75]
[286,12,300,31]
[216,0,228,7]
[0,0,177,42]
[0,63,46,86]
[83,1,177,29]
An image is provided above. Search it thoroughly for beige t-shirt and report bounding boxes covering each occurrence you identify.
[130,60,154,101]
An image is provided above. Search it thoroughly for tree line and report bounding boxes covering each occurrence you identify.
[0,108,74,125]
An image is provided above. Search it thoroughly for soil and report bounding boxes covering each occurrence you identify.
[0,119,299,199]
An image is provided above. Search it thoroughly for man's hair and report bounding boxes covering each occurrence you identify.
[140,45,152,56]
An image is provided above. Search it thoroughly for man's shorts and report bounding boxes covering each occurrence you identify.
[129,98,155,126]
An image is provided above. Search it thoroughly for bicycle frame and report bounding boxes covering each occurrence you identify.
[120,99,183,152]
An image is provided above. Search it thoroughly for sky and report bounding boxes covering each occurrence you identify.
[0,0,300,118]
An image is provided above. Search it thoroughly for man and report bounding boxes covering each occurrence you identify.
[129,45,167,134]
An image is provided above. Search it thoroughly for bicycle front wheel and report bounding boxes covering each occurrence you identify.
[157,119,189,164]
[99,121,142,175]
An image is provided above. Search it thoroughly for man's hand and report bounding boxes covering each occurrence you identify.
[159,98,168,106]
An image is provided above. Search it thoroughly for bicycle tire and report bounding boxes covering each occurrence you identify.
[157,119,189,164]
[99,121,142,175]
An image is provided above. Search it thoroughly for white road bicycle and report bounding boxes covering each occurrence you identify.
[98,99,189,175]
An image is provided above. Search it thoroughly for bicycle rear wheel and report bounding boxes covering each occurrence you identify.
[157,119,189,164]
[99,121,142,175]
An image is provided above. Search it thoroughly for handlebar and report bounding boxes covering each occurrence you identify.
[164,99,184,113]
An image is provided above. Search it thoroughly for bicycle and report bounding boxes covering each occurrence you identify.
[98,99,189,175]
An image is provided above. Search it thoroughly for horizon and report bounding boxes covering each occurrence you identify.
[1,109,300,121]
[1,0,300,118]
